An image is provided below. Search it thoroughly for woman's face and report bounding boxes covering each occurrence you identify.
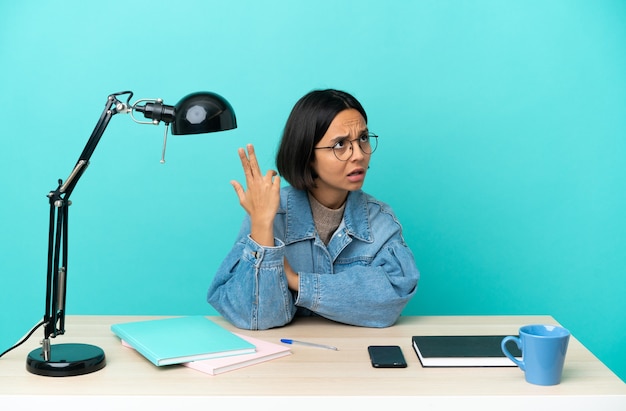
[310,108,371,209]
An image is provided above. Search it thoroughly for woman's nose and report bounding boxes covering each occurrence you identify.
[349,140,366,160]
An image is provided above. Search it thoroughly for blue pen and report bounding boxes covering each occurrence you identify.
[280,338,338,351]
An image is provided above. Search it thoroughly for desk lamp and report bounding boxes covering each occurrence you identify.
[25,90,237,377]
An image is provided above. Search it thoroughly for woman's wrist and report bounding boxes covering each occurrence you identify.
[250,221,274,246]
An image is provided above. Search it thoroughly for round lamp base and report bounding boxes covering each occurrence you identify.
[26,343,106,377]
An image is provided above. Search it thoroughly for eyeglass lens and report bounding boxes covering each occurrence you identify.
[334,135,378,160]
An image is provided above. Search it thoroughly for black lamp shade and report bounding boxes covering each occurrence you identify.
[172,92,237,135]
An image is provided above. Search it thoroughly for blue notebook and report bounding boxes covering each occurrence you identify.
[111,316,256,366]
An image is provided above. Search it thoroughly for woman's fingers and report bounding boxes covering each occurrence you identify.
[237,147,253,178]
[238,144,264,180]
[232,145,280,217]
[246,144,261,175]
[230,180,245,204]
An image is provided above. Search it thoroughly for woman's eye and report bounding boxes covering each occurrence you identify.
[359,134,370,143]
[333,140,347,149]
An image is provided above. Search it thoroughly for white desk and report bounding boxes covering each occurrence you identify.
[1,315,624,410]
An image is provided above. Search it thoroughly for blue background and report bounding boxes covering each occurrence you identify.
[1,1,624,382]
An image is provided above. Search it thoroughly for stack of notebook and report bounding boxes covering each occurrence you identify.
[111,315,291,375]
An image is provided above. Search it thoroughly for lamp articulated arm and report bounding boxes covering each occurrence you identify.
[42,91,131,355]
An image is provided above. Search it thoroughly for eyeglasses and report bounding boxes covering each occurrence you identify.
[314,132,378,161]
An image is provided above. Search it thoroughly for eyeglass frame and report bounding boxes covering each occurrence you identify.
[313,132,378,161]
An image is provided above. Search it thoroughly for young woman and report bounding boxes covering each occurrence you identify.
[207,89,419,330]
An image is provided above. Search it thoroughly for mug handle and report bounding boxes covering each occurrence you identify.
[501,336,525,370]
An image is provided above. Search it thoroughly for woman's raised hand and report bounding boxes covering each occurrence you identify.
[230,144,281,246]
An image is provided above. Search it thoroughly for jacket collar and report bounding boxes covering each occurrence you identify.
[283,188,373,244]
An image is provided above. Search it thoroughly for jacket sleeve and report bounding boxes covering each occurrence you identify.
[207,218,297,330]
[295,237,419,328]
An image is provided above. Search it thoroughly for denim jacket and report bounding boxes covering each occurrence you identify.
[207,186,419,330]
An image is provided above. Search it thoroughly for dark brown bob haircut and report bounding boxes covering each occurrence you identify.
[276,89,368,191]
